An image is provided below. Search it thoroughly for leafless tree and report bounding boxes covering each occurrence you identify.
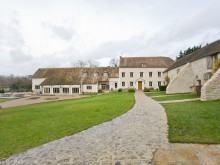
[109,58,119,67]
[86,60,100,67]
[71,60,100,67]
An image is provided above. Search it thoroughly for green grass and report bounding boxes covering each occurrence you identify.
[0,98,11,103]
[0,92,134,159]
[163,100,220,144]
[145,91,166,97]
[153,93,199,101]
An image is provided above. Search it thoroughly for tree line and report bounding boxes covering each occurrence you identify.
[0,75,32,93]
[71,58,119,67]
[176,45,202,60]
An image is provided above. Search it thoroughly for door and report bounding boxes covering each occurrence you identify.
[115,83,117,89]
[138,81,142,90]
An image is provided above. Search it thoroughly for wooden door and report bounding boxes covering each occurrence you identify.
[138,81,142,89]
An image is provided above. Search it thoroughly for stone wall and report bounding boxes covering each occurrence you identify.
[201,68,220,101]
[166,63,194,94]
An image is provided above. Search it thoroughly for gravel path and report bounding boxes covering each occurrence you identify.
[0,91,169,165]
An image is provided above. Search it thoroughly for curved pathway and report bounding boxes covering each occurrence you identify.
[0,91,169,165]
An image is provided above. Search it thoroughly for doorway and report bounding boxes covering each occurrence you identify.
[138,81,142,90]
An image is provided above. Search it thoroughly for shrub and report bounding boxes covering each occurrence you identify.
[143,87,150,92]
[118,88,122,92]
[0,89,5,93]
[159,85,167,91]
[98,89,103,93]
[128,88,135,92]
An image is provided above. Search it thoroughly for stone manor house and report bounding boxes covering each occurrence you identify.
[32,39,220,100]
[32,56,174,95]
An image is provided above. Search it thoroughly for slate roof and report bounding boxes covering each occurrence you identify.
[165,39,220,72]
[119,56,174,68]
[32,67,119,85]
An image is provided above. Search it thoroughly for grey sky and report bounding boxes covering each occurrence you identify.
[0,0,220,75]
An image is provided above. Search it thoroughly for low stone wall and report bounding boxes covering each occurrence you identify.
[201,68,220,101]
[166,63,194,94]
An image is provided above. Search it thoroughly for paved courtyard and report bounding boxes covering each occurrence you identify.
[0,91,169,164]
[0,95,85,109]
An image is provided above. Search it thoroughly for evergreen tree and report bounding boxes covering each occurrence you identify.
[176,45,202,60]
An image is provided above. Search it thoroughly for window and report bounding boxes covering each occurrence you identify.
[63,88,69,94]
[177,69,180,74]
[122,72,125,77]
[141,63,146,67]
[149,72,152,77]
[72,88,79,93]
[158,81,162,86]
[158,72,161,77]
[53,88,60,93]
[149,81,152,87]
[130,72,133,77]
[44,88,50,94]
[122,82,125,87]
[115,83,118,89]
[213,54,218,61]
[101,84,106,90]
[83,72,88,77]
[103,72,108,77]
[35,85,40,89]
[87,86,92,90]
[130,82,133,87]
[206,56,213,69]
[94,72,98,77]
[140,72,143,77]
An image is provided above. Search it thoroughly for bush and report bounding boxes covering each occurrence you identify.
[159,85,167,91]
[98,89,103,93]
[143,87,150,92]
[0,89,5,93]
[118,88,122,92]
[128,88,135,92]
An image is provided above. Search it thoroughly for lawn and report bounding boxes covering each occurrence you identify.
[145,91,166,97]
[0,92,134,159]
[0,98,11,103]
[153,93,199,101]
[163,100,220,144]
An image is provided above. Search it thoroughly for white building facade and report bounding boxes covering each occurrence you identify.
[32,56,174,95]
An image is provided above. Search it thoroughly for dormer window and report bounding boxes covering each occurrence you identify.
[141,63,146,67]
[94,72,98,77]
[83,72,88,77]
[103,72,108,77]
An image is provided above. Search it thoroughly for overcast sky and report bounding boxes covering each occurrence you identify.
[1,0,220,75]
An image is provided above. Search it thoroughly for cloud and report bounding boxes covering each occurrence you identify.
[9,48,33,63]
[42,23,75,41]
[0,16,24,48]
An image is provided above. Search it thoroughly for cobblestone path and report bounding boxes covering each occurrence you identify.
[0,91,169,165]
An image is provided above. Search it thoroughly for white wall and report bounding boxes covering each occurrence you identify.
[32,78,46,94]
[119,68,166,90]
[109,78,119,90]
[167,56,216,88]
[82,84,98,93]
[166,63,194,94]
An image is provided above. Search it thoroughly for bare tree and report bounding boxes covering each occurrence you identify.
[72,60,100,68]
[86,60,100,67]
[72,60,87,67]
[109,58,119,67]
